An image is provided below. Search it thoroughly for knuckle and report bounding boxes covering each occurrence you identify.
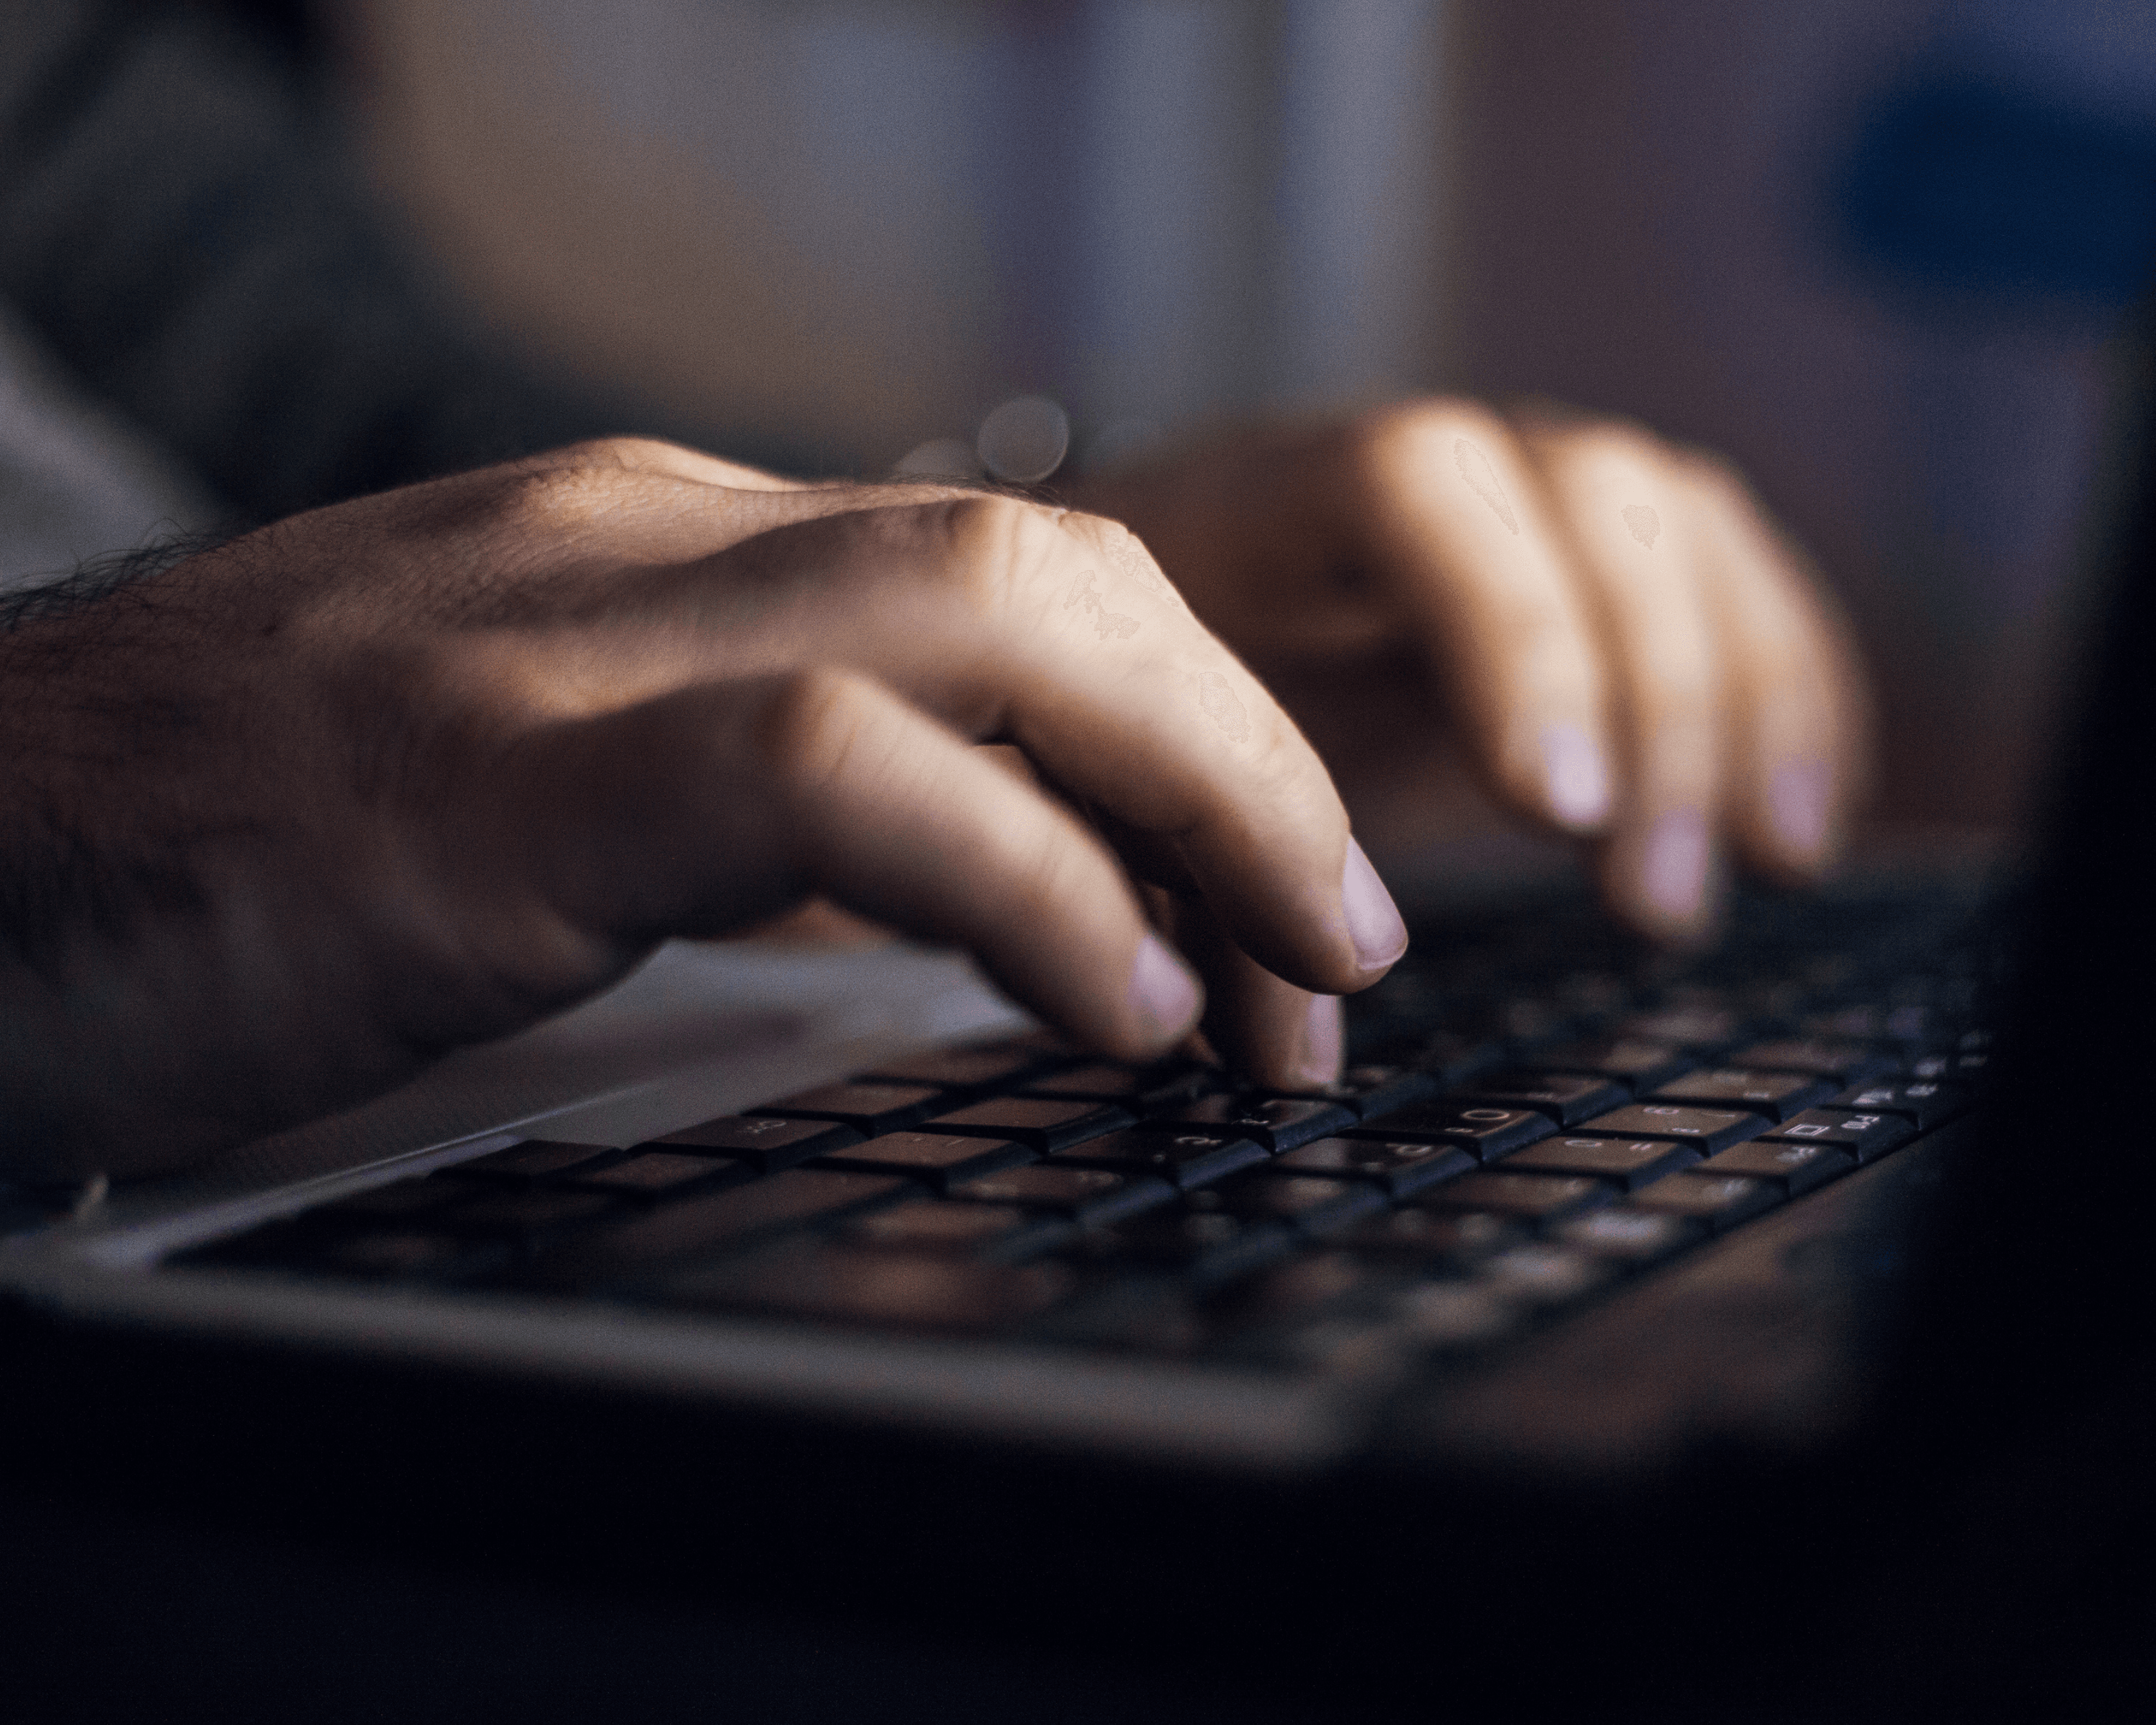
[924,492,1065,616]
[758,666,877,790]
[1339,396,1498,488]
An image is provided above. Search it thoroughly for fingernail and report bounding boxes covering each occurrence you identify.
[1341,838,1409,972]
[1297,993,1343,1088]
[1769,759,1830,861]
[1128,932,1201,1042]
[1641,808,1709,924]
[1540,722,1612,829]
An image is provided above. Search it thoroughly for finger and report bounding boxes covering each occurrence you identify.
[505,667,1206,1060]
[1325,402,1619,836]
[670,495,1408,995]
[513,435,810,492]
[1161,893,1343,1089]
[1515,417,1723,939]
[1676,453,1872,882]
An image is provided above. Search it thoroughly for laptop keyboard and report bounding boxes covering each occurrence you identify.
[175,879,2002,1371]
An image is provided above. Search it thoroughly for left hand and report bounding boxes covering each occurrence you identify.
[1068,399,1869,1070]
[1071,399,1870,932]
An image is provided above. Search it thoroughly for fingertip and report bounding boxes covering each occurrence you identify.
[1767,757,1833,872]
[1127,931,1204,1050]
[1341,838,1409,977]
[1296,992,1344,1088]
[1539,721,1613,833]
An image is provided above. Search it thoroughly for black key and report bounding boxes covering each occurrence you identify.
[844,1199,1071,1258]
[750,1081,942,1135]
[1343,1103,1554,1162]
[1908,1049,1993,1086]
[928,1096,1134,1152]
[1646,1068,1834,1121]
[1800,1003,1934,1044]
[812,1131,1033,1191]
[1209,1251,1372,1325]
[1698,1138,1855,1195]
[1727,1040,1895,1083]
[858,1044,1055,1090]
[1626,1172,1779,1230]
[1452,1070,1630,1126]
[1017,1062,1219,1106]
[1571,1103,1768,1154]
[1829,1079,1971,1131]
[1069,1209,1297,1288]
[309,1178,475,1223]
[1139,1095,1356,1153]
[1399,1031,1505,1085]
[947,1164,1175,1226]
[313,1231,515,1283]
[564,1152,751,1200]
[1187,1174,1388,1234]
[1474,1243,1611,1307]
[1758,1108,1916,1164]
[1420,1171,1614,1224]
[1521,1036,1694,1092]
[523,1170,911,1290]
[1327,1207,1520,1267]
[1502,1135,1701,1191]
[1263,1136,1477,1197]
[644,1115,864,1172]
[1052,1128,1271,1189]
[660,1242,1075,1334]
[1553,1208,1699,1264]
[1613,1006,1746,1048]
[436,1187,623,1242]
[1254,1065,1438,1121]
[443,1139,618,1183]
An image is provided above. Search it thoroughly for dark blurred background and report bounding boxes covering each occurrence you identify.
[336,0,2156,839]
[9,0,2156,840]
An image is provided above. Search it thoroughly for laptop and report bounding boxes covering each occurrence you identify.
[0,412,2147,1714]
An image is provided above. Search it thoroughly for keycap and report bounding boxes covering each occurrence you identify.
[1553,1208,1699,1263]
[1139,1095,1356,1153]
[435,1188,623,1241]
[1613,1006,1745,1048]
[946,1164,1175,1226]
[1569,1103,1768,1154]
[1068,1209,1296,1286]
[1209,1251,1370,1324]
[1420,1171,1614,1223]
[1343,1103,1554,1161]
[927,1096,1133,1152]
[1645,1067,1833,1121]
[1519,1036,1694,1092]
[1451,1070,1630,1125]
[1263,1135,1477,1197]
[844,1199,1069,1257]
[1501,1135,1701,1190]
[1186,1174,1387,1234]
[1827,1079,1971,1131]
[1327,1207,1520,1267]
[660,1243,1075,1334]
[443,1139,618,1183]
[522,1170,910,1290]
[1625,1173,1779,1230]
[1255,1065,1438,1121]
[811,1131,1033,1190]
[643,1115,864,1172]
[750,1081,943,1135]
[1757,1108,1915,1164]
[1800,1003,1933,1043]
[1475,1243,1609,1306]
[1698,1138,1855,1195]
[1051,1128,1271,1189]
[563,1152,752,1199]
[314,1231,515,1283]
[1385,1282,1520,1349]
[1017,1062,1218,1106]
[1727,1040,1894,1082]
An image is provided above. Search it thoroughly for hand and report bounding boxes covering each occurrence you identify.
[1071,400,1869,938]
[0,440,1404,1180]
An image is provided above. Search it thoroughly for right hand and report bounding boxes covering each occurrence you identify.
[0,439,1404,1180]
